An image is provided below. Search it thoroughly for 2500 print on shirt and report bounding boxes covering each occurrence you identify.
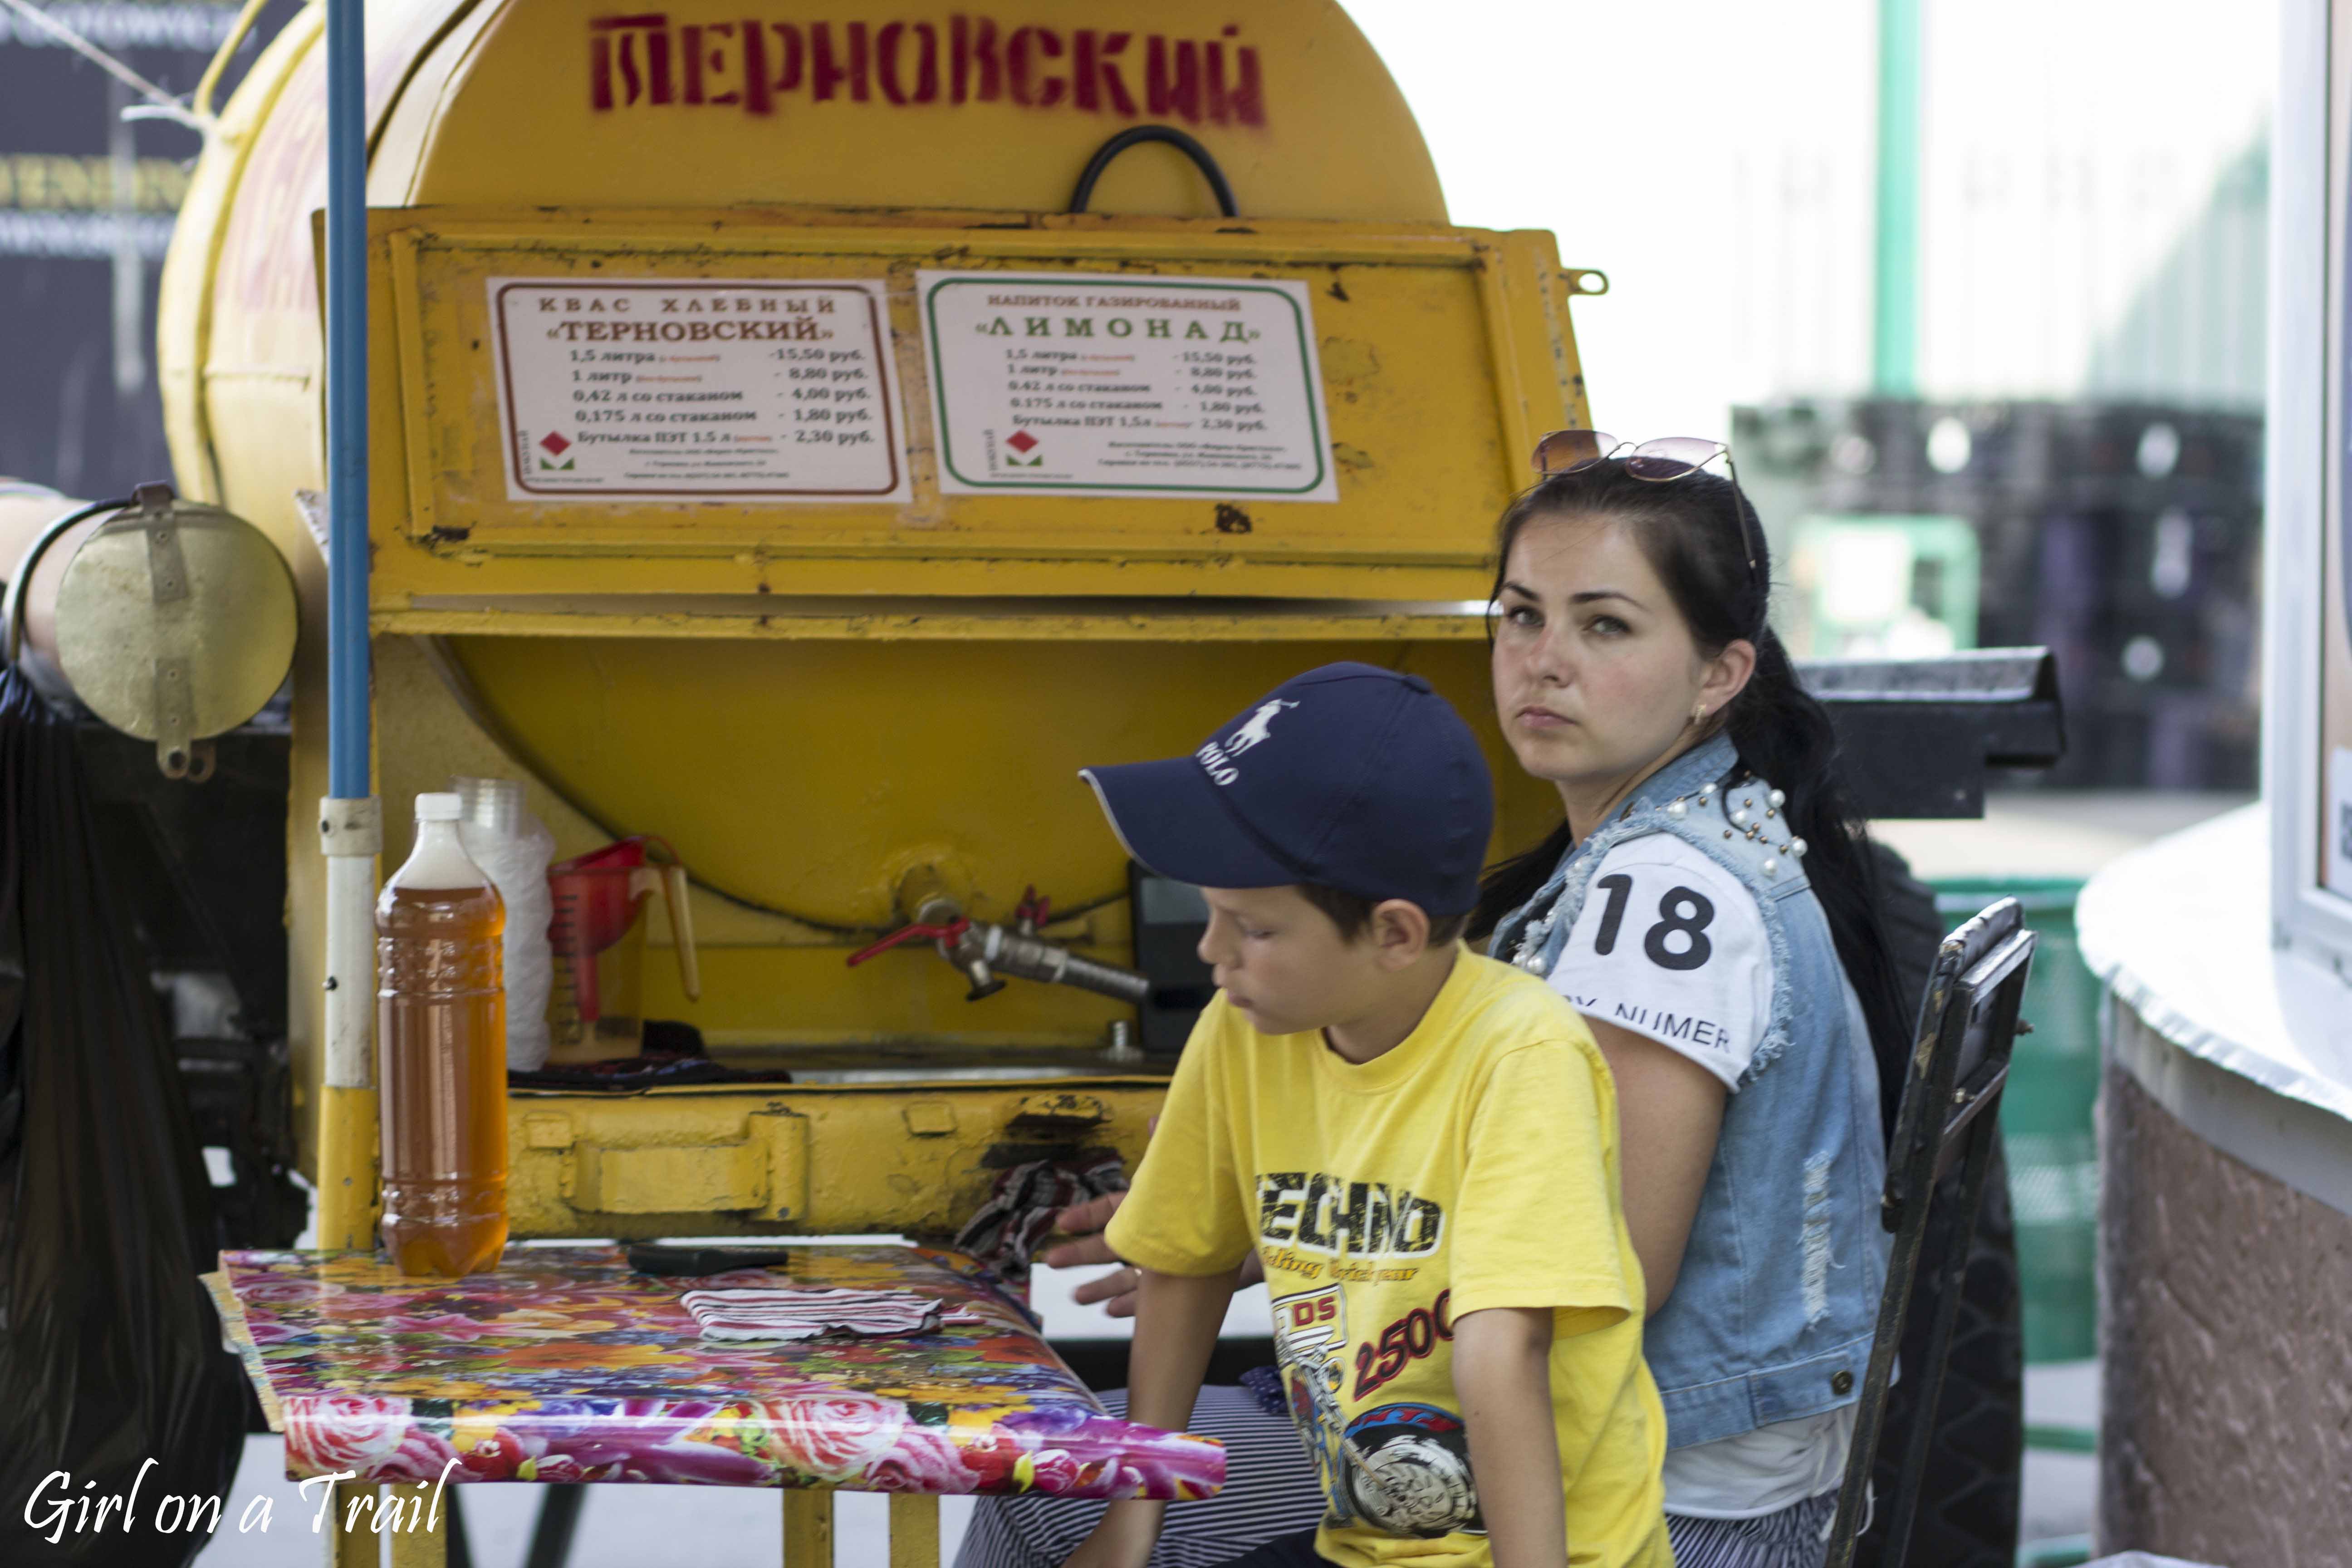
[1274,1284,1485,1540]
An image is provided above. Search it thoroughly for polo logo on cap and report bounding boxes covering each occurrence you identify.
[1196,698,1299,786]
[1225,699,1297,756]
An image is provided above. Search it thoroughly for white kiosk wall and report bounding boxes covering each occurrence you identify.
[2272,0,2352,973]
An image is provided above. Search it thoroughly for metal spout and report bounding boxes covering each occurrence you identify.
[851,895,1149,1005]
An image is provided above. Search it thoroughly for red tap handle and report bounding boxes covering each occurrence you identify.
[846,917,971,968]
[1014,885,1052,927]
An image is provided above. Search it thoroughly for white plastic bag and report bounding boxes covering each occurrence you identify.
[452,776,558,1071]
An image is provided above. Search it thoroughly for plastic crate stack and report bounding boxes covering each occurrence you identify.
[1735,398,2263,791]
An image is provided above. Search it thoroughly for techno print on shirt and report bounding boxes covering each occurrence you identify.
[1259,1172,1485,1539]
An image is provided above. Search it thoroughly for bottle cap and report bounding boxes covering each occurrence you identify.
[415,792,464,822]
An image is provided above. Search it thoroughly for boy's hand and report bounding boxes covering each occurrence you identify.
[1048,1192,1264,1319]
[1044,1190,1129,1271]
[1058,1498,1164,1568]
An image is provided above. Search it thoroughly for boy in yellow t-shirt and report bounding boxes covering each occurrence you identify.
[1066,663,1669,1568]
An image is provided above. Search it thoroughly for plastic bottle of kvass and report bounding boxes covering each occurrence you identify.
[376,791,509,1276]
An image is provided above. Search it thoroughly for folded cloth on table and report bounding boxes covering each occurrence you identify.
[952,1153,1128,1289]
[682,1285,942,1343]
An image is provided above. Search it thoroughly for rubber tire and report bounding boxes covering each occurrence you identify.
[1852,842,2024,1568]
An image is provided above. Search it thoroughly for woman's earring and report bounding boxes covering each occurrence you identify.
[1693,701,1709,726]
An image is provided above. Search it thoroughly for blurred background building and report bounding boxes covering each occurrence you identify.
[0,0,294,493]
[1345,0,2274,791]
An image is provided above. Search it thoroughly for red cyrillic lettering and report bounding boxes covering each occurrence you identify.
[1145,37,1199,124]
[742,19,771,114]
[876,20,939,105]
[1007,26,1064,108]
[769,23,805,99]
[1230,45,1265,127]
[589,14,673,109]
[1073,29,1136,116]
[846,21,871,100]
[951,14,1000,103]
[810,21,862,102]
[681,23,737,105]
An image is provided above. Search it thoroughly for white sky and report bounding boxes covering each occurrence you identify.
[1341,0,2280,436]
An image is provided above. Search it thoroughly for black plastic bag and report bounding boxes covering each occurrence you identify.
[0,667,245,1563]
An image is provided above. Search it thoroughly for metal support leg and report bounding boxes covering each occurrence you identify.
[386,1481,450,1568]
[327,1481,377,1568]
[784,1490,833,1567]
[889,1494,941,1568]
[524,1485,586,1568]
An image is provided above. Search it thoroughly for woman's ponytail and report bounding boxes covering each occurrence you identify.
[1725,628,1911,1129]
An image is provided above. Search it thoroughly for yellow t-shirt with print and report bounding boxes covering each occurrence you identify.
[1107,950,1670,1568]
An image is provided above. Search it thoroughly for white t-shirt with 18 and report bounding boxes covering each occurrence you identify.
[1544,832,1860,1521]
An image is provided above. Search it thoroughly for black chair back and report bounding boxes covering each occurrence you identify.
[1827,898,2038,1568]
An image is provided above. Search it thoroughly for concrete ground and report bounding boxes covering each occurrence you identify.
[2023,1359,2101,1552]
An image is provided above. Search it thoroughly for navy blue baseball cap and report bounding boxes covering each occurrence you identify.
[1079,663,1494,917]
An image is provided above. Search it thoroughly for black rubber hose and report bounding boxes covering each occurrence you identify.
[1068,124,1238,217]
[1,495,133,667]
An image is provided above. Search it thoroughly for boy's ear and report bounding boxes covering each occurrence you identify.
[1368,898,1432,969]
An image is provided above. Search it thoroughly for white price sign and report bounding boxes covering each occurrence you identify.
[490,278,909,503]
[918,270,1338,501]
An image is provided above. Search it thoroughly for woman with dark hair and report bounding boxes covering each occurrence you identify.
[958,434,1898,1568]
[1473,433,1899,1565]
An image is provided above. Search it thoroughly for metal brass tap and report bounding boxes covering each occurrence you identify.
[845,887,1149,1006]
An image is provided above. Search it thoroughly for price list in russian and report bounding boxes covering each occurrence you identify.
[490,278,910,503]
[917,270,1337,501]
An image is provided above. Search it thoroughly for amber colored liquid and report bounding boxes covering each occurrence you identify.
[377,882,509,1277]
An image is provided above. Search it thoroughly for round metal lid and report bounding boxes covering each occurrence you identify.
[53,489,298,761]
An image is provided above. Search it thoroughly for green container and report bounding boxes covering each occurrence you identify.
[1932,879,2101,1363]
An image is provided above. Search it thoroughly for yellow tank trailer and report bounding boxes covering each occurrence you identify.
[155,0,1599,1245]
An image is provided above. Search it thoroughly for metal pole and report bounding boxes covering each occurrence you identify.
[1872,0,1922,396]
[325,0,368,768]
[318,0,381,1262]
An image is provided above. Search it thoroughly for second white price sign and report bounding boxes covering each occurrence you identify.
[918,270,1338,502]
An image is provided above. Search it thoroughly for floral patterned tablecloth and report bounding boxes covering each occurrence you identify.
[206,1244,1222,1499]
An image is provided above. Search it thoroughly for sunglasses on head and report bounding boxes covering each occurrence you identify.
[1529,429,1764,595]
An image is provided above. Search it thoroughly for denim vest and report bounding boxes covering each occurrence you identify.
[1490,735,1889,1449]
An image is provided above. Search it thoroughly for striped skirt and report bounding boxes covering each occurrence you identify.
[954,1386,1326,1568]
[953,1383,1839,1568]
[1666,1491,1839,1568]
